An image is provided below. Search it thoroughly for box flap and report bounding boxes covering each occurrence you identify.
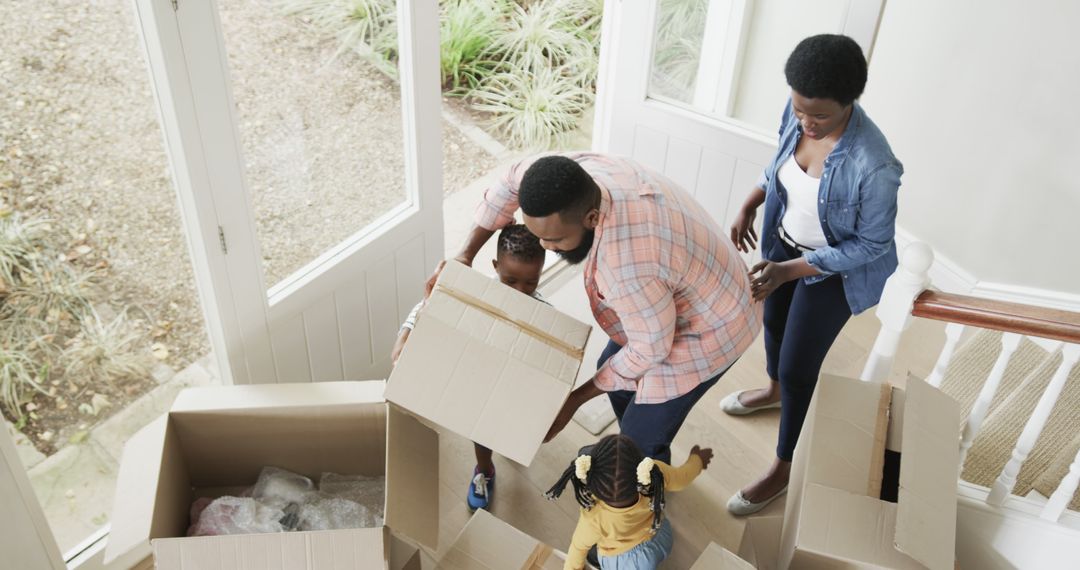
[385,404,439,550]
[170,380,386,413]
[389,534,422,570]
[105,414,190,563]
[690,542,755,569]
[780,375,891,570]
[152,528,386,570]
[804,375,892,496]
[894,376,961,570]
[797,484,924,569]
[737,516,782,570]
[437,510,551,570]
[385,262,590,466]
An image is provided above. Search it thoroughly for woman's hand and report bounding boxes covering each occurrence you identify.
[748,260,793,301]
[730,207,759,253]
[690,445,713,469]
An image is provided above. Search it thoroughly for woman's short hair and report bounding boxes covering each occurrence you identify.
[784,34,868,106]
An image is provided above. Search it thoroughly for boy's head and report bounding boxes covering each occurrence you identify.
[494,224,545,296]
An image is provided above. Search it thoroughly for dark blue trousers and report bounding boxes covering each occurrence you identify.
[597,341,729,464]
[766,244,852,461]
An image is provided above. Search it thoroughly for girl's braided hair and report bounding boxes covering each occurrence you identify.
[544,434,667,532]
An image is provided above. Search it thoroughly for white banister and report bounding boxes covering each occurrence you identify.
[927,322,965,388]
[1041,445,1080,522]
[988,344,1080,506]
[860,242,933,383]
[958,332,1024,469]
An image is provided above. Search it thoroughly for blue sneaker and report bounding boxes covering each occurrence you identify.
[467,466,494,512]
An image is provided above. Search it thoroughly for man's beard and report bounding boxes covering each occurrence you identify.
[556,229,595,265]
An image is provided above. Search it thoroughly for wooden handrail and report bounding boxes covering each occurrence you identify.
[912,291,1080,345]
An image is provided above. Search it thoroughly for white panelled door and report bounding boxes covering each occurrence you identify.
[136,0,444,385]
[593,0,884,253]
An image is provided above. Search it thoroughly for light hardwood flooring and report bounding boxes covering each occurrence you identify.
[423,264,947,569]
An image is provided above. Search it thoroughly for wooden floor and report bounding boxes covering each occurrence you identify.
[424,264,947,569]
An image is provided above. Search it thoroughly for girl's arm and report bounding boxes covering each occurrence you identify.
[656,453,704,492]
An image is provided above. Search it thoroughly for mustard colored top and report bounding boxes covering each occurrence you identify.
[563,455,703,570]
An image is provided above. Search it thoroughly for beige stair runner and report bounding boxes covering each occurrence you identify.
[936,330,1080,510]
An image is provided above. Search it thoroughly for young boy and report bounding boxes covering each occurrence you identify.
[391,223,548,511]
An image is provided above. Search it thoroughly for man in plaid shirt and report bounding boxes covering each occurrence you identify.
[432,153,762,464]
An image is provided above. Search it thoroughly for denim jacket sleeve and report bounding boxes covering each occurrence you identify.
[803,162,902,275]
[757,103,795,189]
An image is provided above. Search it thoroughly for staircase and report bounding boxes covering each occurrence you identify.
[938,330,1080,511]
[861,241,1080,569]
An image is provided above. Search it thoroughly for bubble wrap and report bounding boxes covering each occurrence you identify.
[252,466,316,507]
[187,496,285,537]
[298,497,382,531]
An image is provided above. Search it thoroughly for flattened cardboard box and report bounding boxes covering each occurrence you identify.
[779,374,961,570]
[386,261,592,466]
[690,542,755,569]
[437,510,588,570]
[104,381,439,570]
[737,516,782,570]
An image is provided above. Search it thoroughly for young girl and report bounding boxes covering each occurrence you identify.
[546,434,713,570]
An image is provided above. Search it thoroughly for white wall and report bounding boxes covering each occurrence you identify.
[861,0,1080,295]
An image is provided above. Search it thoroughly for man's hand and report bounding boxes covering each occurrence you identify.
[690,445,714,470]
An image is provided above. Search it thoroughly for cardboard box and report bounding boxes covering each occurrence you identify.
[104,381,439,569]
[385,261,592,466]
[437,509,573,570]
[691,542,755,569]
[779,374,961,570]
[738,516,783,570]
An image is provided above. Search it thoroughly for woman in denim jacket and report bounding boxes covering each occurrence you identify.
[719,34,903,515]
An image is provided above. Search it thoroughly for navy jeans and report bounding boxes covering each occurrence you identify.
[597,341,729,464]
[766,242,852,461]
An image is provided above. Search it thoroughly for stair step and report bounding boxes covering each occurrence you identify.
[1032,431,1080,511]
[938,330,1050,421]
[961,350,1080,501]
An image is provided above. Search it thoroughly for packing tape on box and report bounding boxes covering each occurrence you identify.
[525,543,553,569]
[435,284,585,360]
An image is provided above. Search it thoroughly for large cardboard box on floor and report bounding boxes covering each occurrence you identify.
[103,381,438,570]
[386,261,592,466]
[738,515,783,570]
[780,374,961,570]
[691,542,756,569]
[437,509,590,570]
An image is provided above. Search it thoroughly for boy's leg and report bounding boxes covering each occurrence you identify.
[619,369,727,464]
[474,443,494,475]
[467,442,495,511]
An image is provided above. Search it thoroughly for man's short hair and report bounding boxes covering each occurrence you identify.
[518,156,600,222]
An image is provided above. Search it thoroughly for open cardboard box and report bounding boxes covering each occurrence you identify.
[104,381,438,570]
[691,542,756,569]
[385,261,592,466]
[437,509,592,570]
[780,374,961,570]
[738,515,782,570]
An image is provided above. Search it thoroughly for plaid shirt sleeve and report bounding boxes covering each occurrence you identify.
[593,278,677,392]
[474,155,548,231]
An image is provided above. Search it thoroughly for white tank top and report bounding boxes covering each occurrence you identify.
[778,154,828,249]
